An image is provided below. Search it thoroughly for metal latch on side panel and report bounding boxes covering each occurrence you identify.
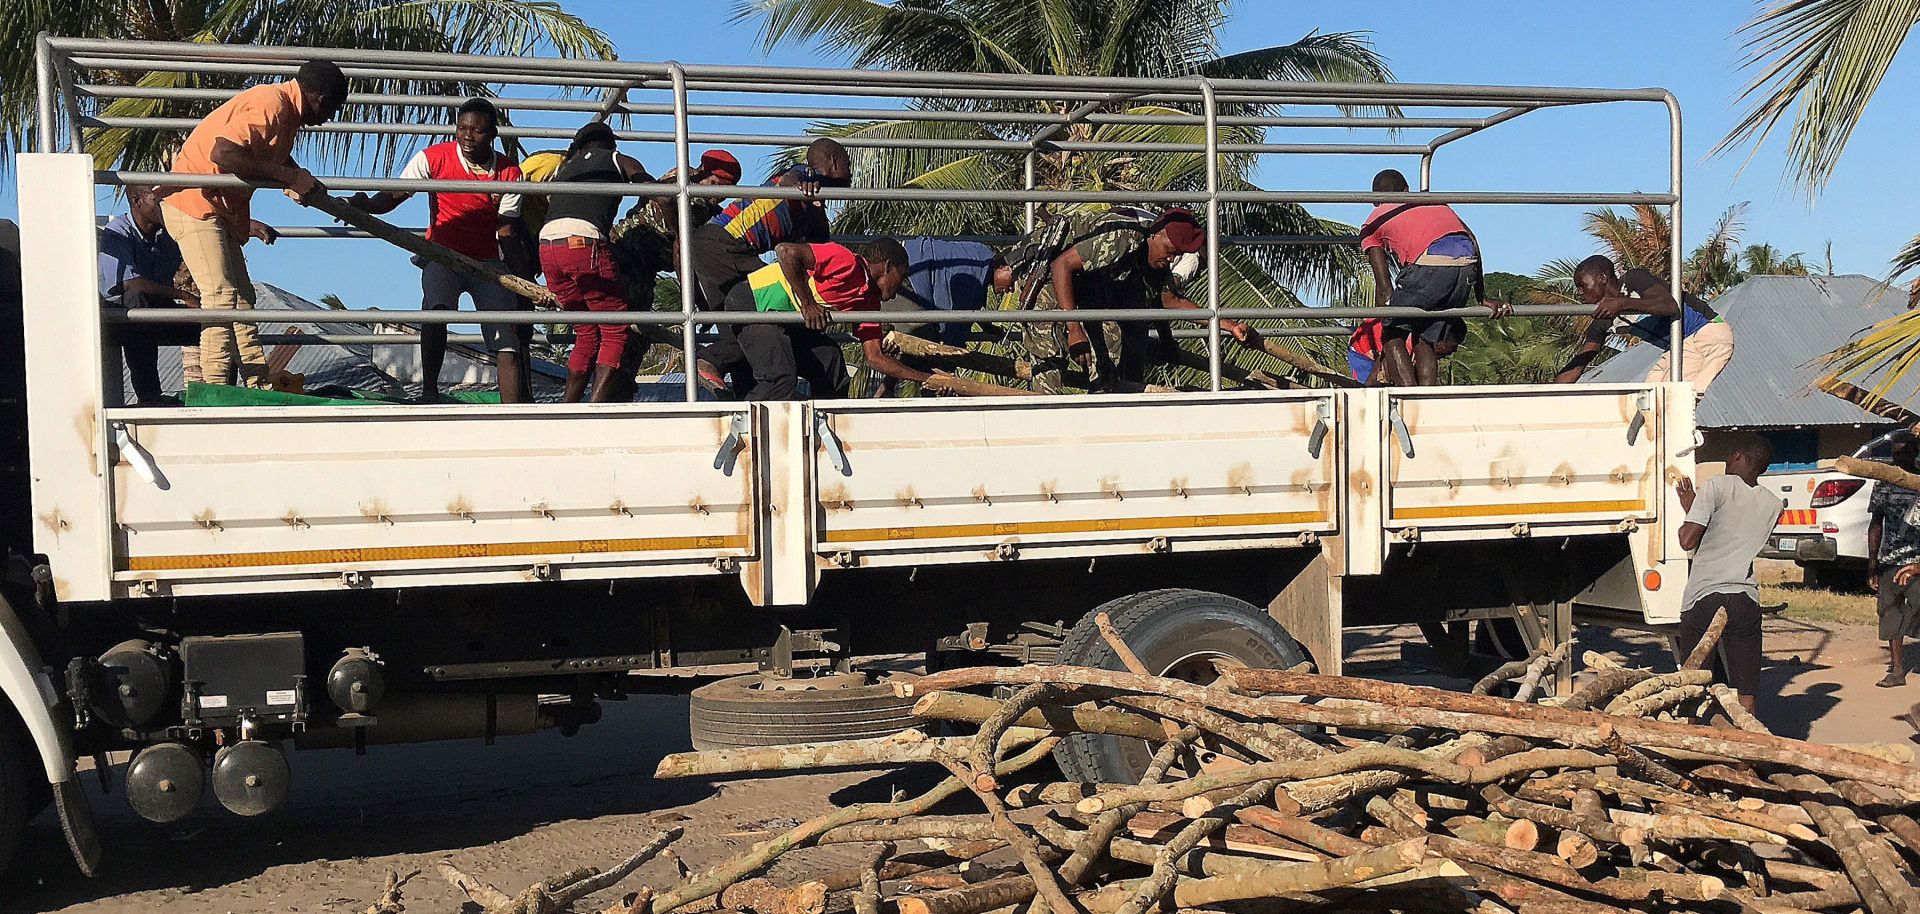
[111,421,166,488]
[1626,391,1653,446]
[816,411,852,477]
[1387,400,1415,458]
[713,413,750,476]
[1306,398,1333,459]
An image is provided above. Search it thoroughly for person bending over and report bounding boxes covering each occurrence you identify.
[1553,255,1734,393]
[1359,169,1485,387]
[722,238,928,401]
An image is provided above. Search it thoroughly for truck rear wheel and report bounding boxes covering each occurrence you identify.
[0,712,36,875]
[687,672,919,751]
[1053,589,1307,785]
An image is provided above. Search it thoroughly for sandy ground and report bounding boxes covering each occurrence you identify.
[8,617,1919,914]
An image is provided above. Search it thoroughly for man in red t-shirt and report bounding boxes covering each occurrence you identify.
[716,239,929,401]
[1348,316,1468,385]
[1358,169,1487,387]
[346,98,532,403]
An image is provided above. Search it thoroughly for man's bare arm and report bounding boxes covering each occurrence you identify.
[773,242,828,331]
[1366,247,1393,307]
[1678,521,1705,552]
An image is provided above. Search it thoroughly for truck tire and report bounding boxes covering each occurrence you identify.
[1054,589,1307,785]
[687,672,919,751]
[0,712,34,876]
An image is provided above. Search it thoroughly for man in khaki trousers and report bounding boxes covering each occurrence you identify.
[158,60,347,388]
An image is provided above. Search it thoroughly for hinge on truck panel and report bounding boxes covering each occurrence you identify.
[815,412,852,476]
[1306,398,1333,459]
[713,413,749,476]
[1387,401,1415,458]
[111,421,165,488]
[1626,391,1652,445]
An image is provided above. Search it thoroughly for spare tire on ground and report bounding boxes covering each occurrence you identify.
[688,672,920,751]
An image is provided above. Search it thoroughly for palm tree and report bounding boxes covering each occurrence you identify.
[1713,1,1920,391]
[734,0,1395,387]
[1741,243,1809,278]
[2,1,616,172]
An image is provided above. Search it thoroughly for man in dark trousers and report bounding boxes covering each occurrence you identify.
[100,185,201,404]
[723,238,928,400]
[346,98,531,403]
[1869,436,1920,687]
[1359,168,1484,387]
[1674,435,1785,716]
[691,138,850,394]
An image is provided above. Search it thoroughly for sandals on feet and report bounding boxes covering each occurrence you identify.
[1879,669,1907,688]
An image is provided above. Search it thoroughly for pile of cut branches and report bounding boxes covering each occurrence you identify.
[372,625,1920,914]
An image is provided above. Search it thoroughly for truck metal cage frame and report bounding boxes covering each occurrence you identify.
[31,34,1687,401]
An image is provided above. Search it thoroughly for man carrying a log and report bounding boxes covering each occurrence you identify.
[537,122,652,402]
[870,238,1016,396]
[344,98,532,403]
[1868,436,1920,687]
[1359,168,1485,387]
[160,59,347,389]
[724,238,928,400]
[1020,209,1243,394]
[1553,255,1734,392]
[1674,435,1785,715]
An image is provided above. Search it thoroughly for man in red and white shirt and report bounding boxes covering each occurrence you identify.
[347,98,531,402]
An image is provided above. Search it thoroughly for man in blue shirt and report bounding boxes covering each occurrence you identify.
[100,185,201,404]
[896,237,1013,346]
[1553,255,1736,392]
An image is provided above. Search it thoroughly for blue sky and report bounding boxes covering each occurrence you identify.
[9,0,1919,307]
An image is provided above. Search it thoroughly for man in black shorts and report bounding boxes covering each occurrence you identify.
[1358,169,1486,386]
[1673,435,1785,715]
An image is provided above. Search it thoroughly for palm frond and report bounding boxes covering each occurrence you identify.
[4,0,616,172]
[1715,0,1920,192]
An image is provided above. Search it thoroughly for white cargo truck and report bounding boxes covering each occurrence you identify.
[1,37,1694,875]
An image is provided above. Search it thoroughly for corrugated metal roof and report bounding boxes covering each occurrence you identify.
[1581,274,1918,429]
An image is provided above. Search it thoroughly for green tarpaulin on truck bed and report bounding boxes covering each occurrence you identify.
[182,382,500,407]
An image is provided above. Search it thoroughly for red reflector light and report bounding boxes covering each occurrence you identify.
[1643,570,1662,591]
[1822,523,1840,534]
[1811,478,1865,507]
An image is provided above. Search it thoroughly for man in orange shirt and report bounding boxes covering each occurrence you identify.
[160,60,347,388]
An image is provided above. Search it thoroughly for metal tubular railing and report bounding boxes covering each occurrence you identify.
[38,35,1683,403]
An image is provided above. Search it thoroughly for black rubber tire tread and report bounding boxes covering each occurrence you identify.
[1052,588,1307,785]
[0,706,33,877]
[688,673,919,750]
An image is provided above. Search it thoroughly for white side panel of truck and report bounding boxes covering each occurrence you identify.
[1385,386,1662,533]
[21,155,113,603]
[806,393,1338,567]
[107,405,759,597]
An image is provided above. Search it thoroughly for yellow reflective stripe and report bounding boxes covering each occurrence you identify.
[1390,499,1646,521]
[820,511,1324,544]
[125,534,750,572]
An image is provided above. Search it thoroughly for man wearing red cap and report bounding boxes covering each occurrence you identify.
[1020,209,1245,393]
